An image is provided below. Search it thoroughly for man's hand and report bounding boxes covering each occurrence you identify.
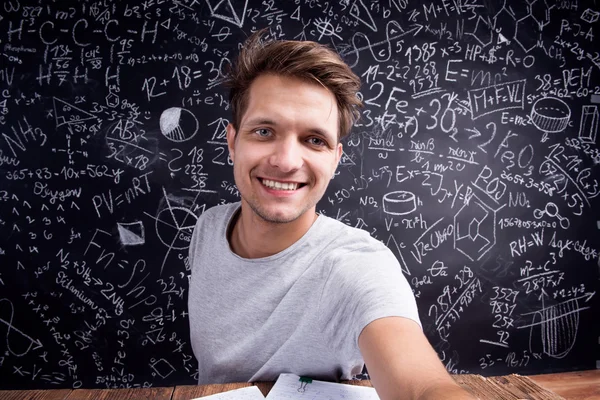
[358,316,477,400]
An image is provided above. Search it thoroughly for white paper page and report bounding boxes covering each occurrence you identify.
[192,385,265,400]
[265,373,380,400]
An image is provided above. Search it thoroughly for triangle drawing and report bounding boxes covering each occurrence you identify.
[498,32,510,45]
[53,97,98,128]
[339,150,356,166]
[386,234,411,275]
[160,18,171,29]
[205,0,248,28]
[349,0,377,32]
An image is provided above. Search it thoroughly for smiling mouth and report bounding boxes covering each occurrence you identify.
[260,178,306,191]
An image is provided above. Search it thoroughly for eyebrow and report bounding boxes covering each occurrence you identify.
[245,117,276,127]
[244,117,336,142]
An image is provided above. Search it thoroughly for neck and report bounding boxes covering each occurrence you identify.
[230,203,318,259]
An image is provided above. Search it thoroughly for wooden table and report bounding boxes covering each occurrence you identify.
[528,370,600,400]
[0,370,597,399]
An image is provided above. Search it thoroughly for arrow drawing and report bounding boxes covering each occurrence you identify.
[0,299,43,357]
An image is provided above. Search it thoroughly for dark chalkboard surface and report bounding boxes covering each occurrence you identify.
[0,0,599,390]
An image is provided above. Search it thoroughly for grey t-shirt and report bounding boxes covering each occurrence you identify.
[188,202,421,384]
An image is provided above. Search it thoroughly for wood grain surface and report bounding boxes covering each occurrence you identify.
[1,370,598,399]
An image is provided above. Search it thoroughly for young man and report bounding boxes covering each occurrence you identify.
[188,32,475,400]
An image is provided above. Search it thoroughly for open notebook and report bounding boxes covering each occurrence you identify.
[193,373,380,399]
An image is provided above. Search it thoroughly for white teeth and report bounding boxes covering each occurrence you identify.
[262,179,299,190]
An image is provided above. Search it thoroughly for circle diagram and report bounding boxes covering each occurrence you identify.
[154,206,196,250]
[159,107,199,142]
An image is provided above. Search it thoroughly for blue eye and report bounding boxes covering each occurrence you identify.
[255,128,270,137]
[308,137,325,146]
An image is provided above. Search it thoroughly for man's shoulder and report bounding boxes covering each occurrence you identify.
[196,201,240,226]
[190,202,239,247]
[189,202,239,259]
[319,214,392,260]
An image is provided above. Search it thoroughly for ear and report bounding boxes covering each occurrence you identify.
[332,142,343,178]
[226,123,237,163]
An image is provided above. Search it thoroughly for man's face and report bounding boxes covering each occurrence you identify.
[226,73,342,224]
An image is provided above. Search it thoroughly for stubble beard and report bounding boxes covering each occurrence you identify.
[243,193,315,224]
[238,167,323,224]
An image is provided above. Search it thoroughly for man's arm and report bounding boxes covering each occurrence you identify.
[358,316,476,400]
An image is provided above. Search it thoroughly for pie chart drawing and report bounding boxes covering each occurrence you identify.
[154,206,196,250]
[159,107,199,142]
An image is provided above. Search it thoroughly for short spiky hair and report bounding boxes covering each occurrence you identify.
[226,30,362,141]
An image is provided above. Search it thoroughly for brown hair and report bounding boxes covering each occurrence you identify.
[226,30,362,141]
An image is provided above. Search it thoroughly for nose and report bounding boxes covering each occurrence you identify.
[269,137,303,173]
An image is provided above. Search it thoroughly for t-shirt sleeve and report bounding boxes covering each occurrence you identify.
[319,243,422,354]
[188,209,209,272]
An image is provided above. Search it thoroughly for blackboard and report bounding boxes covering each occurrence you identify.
[0,0,599,390]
